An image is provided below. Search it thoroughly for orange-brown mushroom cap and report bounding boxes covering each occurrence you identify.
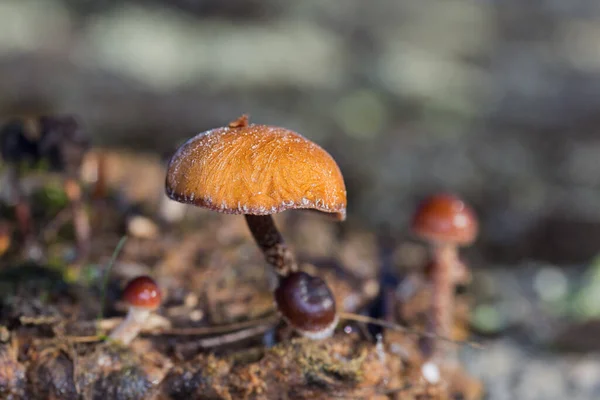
[411,193,478,246]
[165,116,347,220]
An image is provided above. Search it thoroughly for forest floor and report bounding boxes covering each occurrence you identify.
[0,150,597,400]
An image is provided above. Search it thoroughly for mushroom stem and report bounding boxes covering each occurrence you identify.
[64,178,91,262]
[427,243,458,358]
[108,307,150,345]
[245,214,298,276]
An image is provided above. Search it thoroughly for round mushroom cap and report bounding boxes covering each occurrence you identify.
[165,116,347,220]
[274,271,337,337]
[411,193,478,246]
[122,276,162,310]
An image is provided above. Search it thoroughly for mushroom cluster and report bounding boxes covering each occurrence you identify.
[161,116,481,355]
[165,115,346,338]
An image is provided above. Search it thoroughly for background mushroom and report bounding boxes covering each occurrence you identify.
[411,193,478,359]
[165,115,347,277]
[0,117,43,245]
[38,115,91,263]
[0,115,91,262]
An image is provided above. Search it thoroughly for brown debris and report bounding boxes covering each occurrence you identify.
[228,114,250,129]
[27,346,78,400]
[0,339,26,398]
[0,148,482,399]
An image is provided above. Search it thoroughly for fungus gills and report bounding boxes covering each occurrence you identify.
[245,214,297,276]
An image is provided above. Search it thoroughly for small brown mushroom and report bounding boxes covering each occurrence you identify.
[109,276,162,345]
[411,193,478,358]
[165,115,347,276]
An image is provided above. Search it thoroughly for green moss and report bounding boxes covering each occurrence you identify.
[290,339,366,385]
[103,342,140,366]
[31,182,69,215]
[0,263,67,293]
[203,355,223,377]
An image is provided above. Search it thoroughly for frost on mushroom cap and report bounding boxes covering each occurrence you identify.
[122,276,162,310]
[165,116,347,220]
[411,193,478,246]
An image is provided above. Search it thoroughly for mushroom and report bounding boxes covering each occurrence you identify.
[165,115,347,276]
[109,276,162,345]
[411,193,478,358]
[274,271,338,339]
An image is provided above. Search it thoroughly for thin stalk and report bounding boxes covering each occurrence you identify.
[97,236,128,324]
[245,214,298,276]
[424,243,458,359]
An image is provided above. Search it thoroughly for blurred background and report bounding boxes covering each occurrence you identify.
[2,0,600,398]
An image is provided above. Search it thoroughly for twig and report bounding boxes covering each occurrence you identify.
[67,335,104,343]
[35,334,104,345]
[150,314,279,336]
[98,235,128,323]
[71,314,276,338]
[195,323,273,348]
[338,312,484,350]
[59,318,274,347]
[19,315,60,325]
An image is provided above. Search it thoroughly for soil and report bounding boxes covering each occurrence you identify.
[0,150,483,399]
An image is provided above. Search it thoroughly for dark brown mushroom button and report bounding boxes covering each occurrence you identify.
[274,271,338,339]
